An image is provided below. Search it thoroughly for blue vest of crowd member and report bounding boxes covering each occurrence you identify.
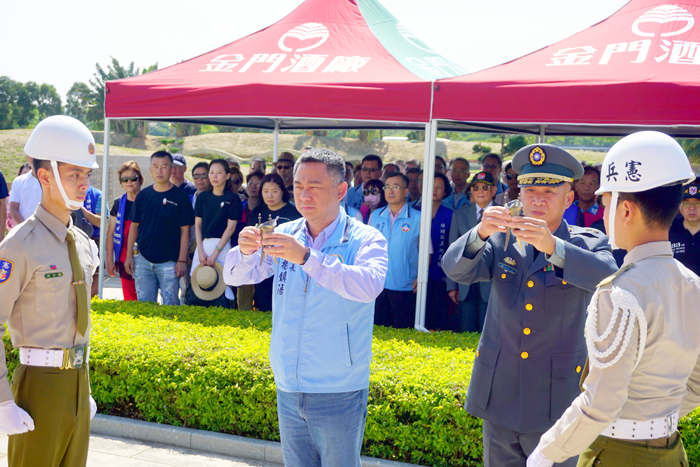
[345,183,364,211]
[563,203,579,226]
[442,191,470,211]
[369,203,421,291]
[113,193,128,260]
[270,210,376,393]
[83,185,102,237]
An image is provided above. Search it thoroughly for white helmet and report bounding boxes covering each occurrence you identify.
[596,131,695,249]
[24,115,99,211]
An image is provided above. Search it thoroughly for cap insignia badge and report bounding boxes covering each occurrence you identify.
[690,186,698,195]
[88,143,96,155]
[530,147,546,166]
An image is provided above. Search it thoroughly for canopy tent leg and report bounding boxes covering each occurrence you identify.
[414,120,437,332]
[97,118,110,299]
[537,125,546,144]
[273,120,280,162]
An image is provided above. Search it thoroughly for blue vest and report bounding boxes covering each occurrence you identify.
[346,184,364,210]
[369,203,421,291]
[270,212,376,393]
[113,194,128,260]
[83,186,102,237]
[442,192,470,211]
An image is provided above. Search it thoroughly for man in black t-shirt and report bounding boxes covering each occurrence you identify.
[171,153,197,197]
[670,181,700,277]
[124,151,194,305]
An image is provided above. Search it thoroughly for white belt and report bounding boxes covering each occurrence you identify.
[19,346,89,369]
[601,411,679,440]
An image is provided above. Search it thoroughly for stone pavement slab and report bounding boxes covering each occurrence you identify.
[0,434,281,467]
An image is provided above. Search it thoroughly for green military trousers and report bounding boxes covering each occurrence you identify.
[8,364,91,467]
[577,434,689,467]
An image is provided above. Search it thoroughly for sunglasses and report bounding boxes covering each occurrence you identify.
[471,185,492,192]
[120,176,139,183]
[363,188,380,196]
[361,167,380,173]
[192,173,208,180]
[231,178,242,184]
[482,164,500,170]
[276,164,292,170]
[451,169,469,174]
[506,174,517,180]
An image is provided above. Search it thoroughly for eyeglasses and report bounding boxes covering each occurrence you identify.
[361,167,380,173]
[276,164,292,170]
[363,188,380,196]
[681,202,700,208]
[482,164,500,170]
[192,173,208,180]
[383,185,406,191]
[231,178,242,184]
[120,176,139,183]
[471,185,492,192]
[506,174,517,180]
[451,169,469,174]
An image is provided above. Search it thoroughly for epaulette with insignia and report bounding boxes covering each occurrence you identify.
[596,263,635,288]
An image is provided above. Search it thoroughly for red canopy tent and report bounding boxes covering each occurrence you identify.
[433,0,700,136]
[105,0,465,129]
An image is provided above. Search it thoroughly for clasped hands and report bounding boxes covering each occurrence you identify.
[238,226,309,265]
[477,206,556,256]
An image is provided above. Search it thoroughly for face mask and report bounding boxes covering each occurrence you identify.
[365,194,380,209]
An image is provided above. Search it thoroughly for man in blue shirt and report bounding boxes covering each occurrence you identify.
[225,148,388,467]
[346,154,382,210]
[369,172,422,328]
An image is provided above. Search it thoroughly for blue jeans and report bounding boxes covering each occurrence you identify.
[276,388,368,467]
[133,254,180,306]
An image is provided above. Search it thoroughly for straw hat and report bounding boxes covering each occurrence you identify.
[191,263,227,301]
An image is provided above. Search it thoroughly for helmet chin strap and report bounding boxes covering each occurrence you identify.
[51,160,84,211]
[608,191,619,250]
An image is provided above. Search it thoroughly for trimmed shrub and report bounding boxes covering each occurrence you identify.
[3,300,699,466]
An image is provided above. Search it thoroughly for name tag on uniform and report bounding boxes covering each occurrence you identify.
[45,272,64,279]
[498,262,516,275]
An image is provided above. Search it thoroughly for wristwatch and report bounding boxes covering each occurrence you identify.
[301,248,311,265]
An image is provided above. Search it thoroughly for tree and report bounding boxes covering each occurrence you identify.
[503,135,529,156]
[87,57,158,135]
[680,139,700,165]
[0,76,62,129]
[66,82,93,122]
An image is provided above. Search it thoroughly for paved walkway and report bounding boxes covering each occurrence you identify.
[0,434,282,467]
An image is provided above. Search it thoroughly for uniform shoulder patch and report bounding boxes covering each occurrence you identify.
[596,262,635,288]
[569,225,604,238]
[0,259,14,284]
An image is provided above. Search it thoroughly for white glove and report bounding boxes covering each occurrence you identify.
[527,445,554,467]
[89,395,97,420]
[0,400,35,435]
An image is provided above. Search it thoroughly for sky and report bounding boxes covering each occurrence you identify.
[0,0,629,101]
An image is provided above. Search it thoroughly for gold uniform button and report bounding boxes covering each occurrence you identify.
[521,352,529,359]
[562,280,568,285]
[576,365,582,373]
[527,280,534,288]
[501,274,507,279]
[525,303,533,311]
[523,328,531,335]
[476,351,480,358]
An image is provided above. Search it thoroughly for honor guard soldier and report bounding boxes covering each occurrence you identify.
[528,132,700,467]
[441,144,618,467]
[0,115,100,467]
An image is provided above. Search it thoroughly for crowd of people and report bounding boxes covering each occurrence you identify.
[1,116,700,467]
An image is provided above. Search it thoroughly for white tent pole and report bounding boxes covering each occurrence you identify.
[537,125,546,144]
[98,118,110,299]
[414,119,437,332]
[273,120,280,162]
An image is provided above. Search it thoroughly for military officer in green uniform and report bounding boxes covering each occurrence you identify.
[0,115,99,467]
[528,132,700,467]
[441,144,618,467]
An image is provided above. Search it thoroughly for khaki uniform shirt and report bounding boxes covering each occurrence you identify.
[540,242,700,462]
[0,205,98,403]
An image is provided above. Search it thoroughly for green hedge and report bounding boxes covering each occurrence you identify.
[3,300,699,466]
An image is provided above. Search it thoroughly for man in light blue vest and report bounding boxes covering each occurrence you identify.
[224,148,388,467]
[369,172,423,329]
